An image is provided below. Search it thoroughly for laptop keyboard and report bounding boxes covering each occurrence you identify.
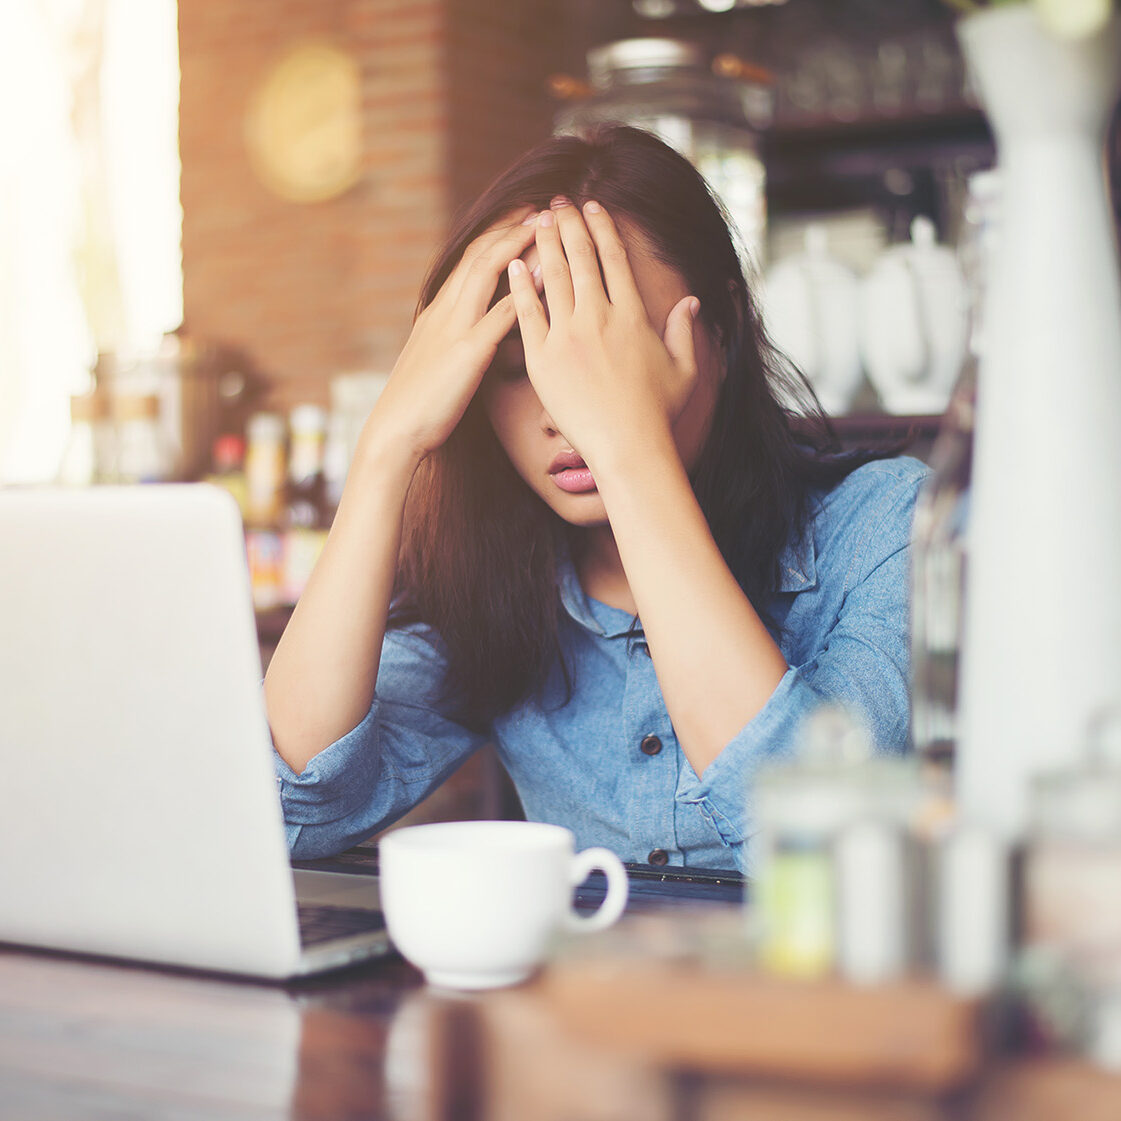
[297,903,387,947]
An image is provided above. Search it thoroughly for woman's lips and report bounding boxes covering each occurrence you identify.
[551,467,598,494]
[549,452,598,494]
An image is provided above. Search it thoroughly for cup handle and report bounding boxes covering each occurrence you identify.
[564,847,629,933]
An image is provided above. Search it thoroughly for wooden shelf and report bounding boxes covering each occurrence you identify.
[829,412,944,443]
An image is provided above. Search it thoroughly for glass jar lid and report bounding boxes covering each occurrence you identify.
[587,38,707,89]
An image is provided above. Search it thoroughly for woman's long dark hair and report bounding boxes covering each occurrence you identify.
[394,125,885,730]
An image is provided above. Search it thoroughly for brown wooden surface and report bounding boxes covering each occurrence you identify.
[537,957,983,1091]
[3,919,1121,1121]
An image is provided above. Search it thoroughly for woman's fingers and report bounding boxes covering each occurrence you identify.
[550,198,608,310]
[534,207,575,321]
[507,258,550,354]
[441,210,538,312]
[581,201,644,312]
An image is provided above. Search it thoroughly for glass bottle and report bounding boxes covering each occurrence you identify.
[244,412,287,528]
[204,433,248,520]
[282,404,330,605]
[244,412,287,611]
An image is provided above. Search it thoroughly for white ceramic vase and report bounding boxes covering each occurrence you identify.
[956,8,1121,837]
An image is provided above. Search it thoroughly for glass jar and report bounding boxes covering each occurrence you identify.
[57,390,108,486]
[751,706,924,980]
[112,393,177,484]
[1025,755,1121,989]
[554,38,771,266]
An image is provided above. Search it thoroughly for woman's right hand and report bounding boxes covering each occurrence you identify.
[363,209,540,465]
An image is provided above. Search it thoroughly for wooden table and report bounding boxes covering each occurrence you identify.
[2,895,1120,1121]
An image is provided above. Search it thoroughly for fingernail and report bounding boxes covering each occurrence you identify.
[531,264,542,283]
[689,298,701,319]
[538,210,555,228]
[549,195,570,210]
[509,259,527,276]
[584,200,602,214]
[522,212,539,226]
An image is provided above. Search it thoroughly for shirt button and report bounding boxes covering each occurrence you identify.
[648,848,669,866]
[640,734,663,756]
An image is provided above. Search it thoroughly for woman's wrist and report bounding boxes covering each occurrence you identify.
[350,409,429,488]
[586,415,680,491]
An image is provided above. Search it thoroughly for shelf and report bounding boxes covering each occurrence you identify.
[765,107,991,155]
[829,412,944,443]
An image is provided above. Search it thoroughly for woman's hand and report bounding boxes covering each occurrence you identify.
[364,209,541,465]
[506,198,701,474]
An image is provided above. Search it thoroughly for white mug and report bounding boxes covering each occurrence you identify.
[378,820,629,990]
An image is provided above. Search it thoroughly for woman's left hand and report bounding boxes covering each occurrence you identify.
[506,197,701,474]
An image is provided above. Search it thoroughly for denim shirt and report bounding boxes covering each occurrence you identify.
[276,456,929,874]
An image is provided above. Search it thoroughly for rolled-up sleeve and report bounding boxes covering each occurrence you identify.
[676,467,921,870]
[274,622,487,858]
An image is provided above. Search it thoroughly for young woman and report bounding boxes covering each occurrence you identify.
[266,125,927,874]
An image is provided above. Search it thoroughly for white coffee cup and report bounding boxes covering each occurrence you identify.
[378,820,629,990]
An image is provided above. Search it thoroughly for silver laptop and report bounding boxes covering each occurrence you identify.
[0,484,389,978]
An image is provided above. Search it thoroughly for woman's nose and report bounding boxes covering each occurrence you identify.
[538,401,559,437]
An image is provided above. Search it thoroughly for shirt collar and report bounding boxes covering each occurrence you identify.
[558,517,818,634]
[775,519,818,593]
[556,544,641,639]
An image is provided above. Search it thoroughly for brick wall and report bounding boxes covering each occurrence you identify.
[179,0,560,413]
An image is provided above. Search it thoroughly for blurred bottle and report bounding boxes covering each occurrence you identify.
[204,434,248,519]
[112,393,177,484]
[244,412,287,611]
[282,404,330,605]
[244,412,287,528]
[57,390,109,486]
